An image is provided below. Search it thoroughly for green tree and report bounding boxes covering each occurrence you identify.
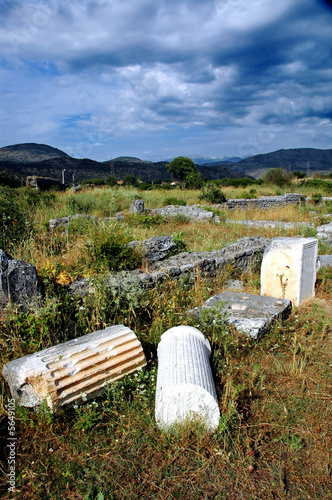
[123,174,138,187]
[106,175,117,186]
[166,157,197,188]
[185,171,204,189]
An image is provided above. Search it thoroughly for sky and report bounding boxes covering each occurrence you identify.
[0,0,332,162]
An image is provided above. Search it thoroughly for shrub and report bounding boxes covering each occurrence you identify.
[85,226,142,272]
[293,170,307,179]
[199,184,227,204]
[263,168,291,187]
[300,178,332,193]
[237,190,257,199]
[92,178,105,186]
[0,187,33,251]
[312,193,322,205]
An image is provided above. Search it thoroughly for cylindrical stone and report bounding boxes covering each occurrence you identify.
[155,325,220,432]
[2,325,146,409]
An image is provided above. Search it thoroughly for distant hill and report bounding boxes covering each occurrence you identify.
[1,143,331,184]
[0,143,70,163]
[0,143,245,183]
[234,148,332,179]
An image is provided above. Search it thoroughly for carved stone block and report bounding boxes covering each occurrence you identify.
[261,237,318,306]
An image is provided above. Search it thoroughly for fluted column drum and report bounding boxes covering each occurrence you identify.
[155,325,220,432]
[3,325,146,409]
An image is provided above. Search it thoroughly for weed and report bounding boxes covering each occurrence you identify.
[162,196,187,206]
[125,212,167,228]
[84,224,142,272]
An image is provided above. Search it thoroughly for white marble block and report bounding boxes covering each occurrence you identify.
[2,325,146,409]
[261,237,318,306]
[155,325,220,432]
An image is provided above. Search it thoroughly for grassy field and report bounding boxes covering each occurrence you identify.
[0,182,331,499]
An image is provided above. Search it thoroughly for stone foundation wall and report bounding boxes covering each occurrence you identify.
[225,193,304,210]
[69,236,269,297]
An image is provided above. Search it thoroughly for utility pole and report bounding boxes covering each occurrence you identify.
[62,169,66,185]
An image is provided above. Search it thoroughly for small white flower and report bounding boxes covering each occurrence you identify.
[49,448,53,452]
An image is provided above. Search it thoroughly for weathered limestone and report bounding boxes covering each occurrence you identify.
[128,235,183,263]
[318,255,332,268]
[0,250,41,311]
[317,222,332,240]
[151,204,215,221]
[129,199,144,214]
[261,237,318,306]
[189,291,292,339]
[2,325,146,409]
[155,326,220,432]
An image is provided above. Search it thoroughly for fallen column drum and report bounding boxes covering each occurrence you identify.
[155,325,220,432]
[2,325,146,409]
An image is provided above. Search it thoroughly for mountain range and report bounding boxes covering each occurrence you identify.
[0,143,331,186]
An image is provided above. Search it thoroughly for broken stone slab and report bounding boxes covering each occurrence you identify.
[261,237,318,306]
[2,325,146,409]
[189,291,291,339]
[155,326,220,432]
[0,250,41,311]
[128,235,184,263]
[129,199,144,213]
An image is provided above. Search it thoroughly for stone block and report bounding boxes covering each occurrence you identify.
[318,255,332,268]
[317,222,332,240]
[155,326,220,432]
[189,291,291,339]
[0,250,41,311]
[261,237,318,306]
[129,199,144,214]
[2,325,146,409]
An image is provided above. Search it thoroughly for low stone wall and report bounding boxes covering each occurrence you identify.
[150,205,215,221]
[225,193,304,210]
[69,236,269,297]
[225,219,314,230]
